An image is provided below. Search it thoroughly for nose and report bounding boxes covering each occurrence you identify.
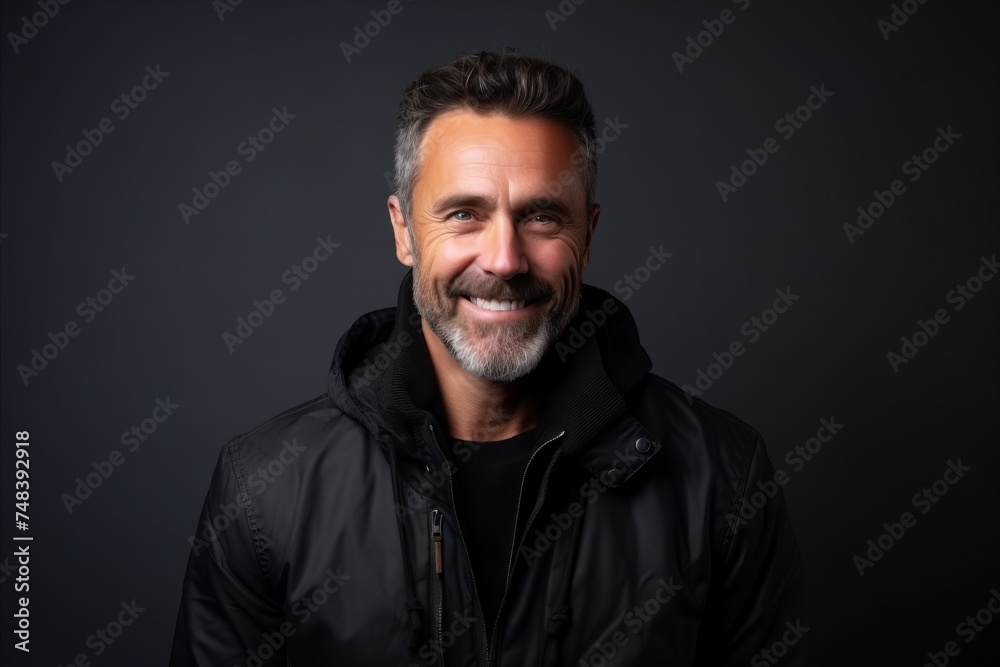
[476,216,528,280]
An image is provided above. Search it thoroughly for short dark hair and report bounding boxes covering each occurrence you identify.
[392,49,597,222]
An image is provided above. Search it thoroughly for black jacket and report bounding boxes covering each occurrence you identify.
[170,271,810,666]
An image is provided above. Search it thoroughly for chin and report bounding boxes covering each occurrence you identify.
[442,318,554,383]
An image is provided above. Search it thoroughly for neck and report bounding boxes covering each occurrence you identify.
[421,320,540,441]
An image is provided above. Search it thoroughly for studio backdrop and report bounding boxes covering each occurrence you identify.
[1,0,997,665]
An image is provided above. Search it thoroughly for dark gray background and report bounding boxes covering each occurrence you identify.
[2,0,997,664]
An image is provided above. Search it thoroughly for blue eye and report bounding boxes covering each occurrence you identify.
[526,213,556,225]
[450,211,473,221]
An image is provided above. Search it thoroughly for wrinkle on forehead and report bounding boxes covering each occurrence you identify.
[415,110,585,206]
[423,111,576,158]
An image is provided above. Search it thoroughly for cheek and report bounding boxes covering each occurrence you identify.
[413,230,466,278]
[429,247,474,283]
[529,238,587,278]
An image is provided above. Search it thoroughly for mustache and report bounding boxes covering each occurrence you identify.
[448,273,554,302]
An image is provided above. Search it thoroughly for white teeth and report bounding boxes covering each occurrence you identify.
[469,296,526,311]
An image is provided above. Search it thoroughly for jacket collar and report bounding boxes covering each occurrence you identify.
[328,269,662,489]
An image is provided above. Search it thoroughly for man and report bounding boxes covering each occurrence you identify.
[171,50,810,666]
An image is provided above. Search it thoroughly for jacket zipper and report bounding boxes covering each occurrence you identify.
[427,423,490,667]
[487,430,566,667]
[430,508,445,665]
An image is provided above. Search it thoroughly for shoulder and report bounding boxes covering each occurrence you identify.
[207,393,385,577]
[224,393,341,473]
[221,392,386,499]
[627,373,771,555]
[631,372,761,475]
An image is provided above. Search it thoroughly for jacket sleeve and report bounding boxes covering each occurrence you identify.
[169,439,288,666]
[696,433,812,666]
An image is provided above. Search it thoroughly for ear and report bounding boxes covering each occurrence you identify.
[581,202,600,269]
[388,194,414,267]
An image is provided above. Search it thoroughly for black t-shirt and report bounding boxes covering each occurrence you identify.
[451,427,541,640]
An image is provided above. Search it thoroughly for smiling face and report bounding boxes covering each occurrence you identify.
[388,109,600,383]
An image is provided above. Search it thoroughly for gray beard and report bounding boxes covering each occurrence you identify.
[409,241,580,383]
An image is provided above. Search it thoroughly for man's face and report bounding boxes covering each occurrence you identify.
[389,109,599,382]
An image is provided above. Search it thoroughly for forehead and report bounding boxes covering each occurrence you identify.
[416,109,582,188]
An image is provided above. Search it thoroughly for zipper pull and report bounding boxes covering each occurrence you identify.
[431,509,443,574]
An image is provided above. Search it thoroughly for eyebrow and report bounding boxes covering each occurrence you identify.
[430,193,576,220]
